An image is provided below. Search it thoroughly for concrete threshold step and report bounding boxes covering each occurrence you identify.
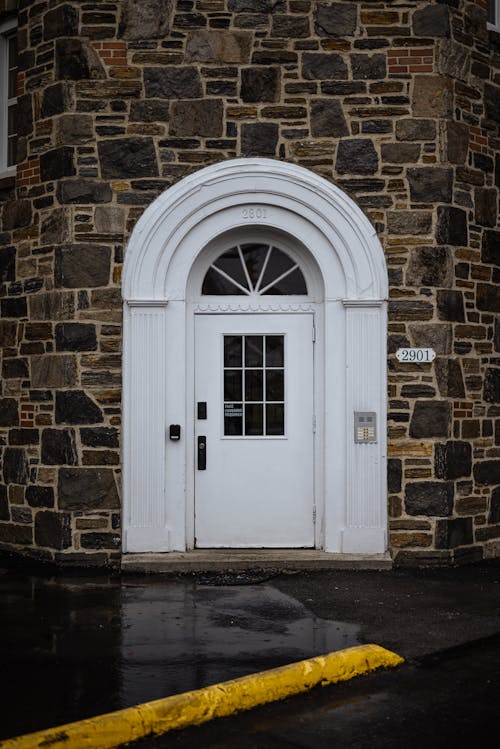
[121,549,393,573]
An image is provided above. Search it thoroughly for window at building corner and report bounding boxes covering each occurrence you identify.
[0,19,17,174]
[488,0,500,31]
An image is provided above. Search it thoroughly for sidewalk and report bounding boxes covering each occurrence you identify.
[1,557,500,743]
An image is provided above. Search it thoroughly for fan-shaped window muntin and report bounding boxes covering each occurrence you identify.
[202,243,308,296]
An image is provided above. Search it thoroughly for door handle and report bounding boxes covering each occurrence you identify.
[197,436,206,470]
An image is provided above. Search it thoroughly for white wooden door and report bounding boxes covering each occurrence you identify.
[194,313,315,547]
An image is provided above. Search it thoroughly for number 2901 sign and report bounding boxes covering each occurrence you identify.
[396,348,435,363]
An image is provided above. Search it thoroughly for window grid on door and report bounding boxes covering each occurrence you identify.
[223,334,285,437]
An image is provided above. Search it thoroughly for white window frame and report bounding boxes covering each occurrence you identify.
[0,17,17,178]
[488,0,500,32]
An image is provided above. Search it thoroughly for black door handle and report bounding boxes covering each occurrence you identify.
[197,436,206,470]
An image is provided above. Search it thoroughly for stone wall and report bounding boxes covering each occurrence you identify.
[0,0,498,568]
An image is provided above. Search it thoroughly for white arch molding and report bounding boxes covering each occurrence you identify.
[122,158,388,555]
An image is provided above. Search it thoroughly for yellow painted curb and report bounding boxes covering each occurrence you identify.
[0,644,403,749]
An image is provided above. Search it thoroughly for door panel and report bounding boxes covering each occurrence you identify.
[194,314,314,548]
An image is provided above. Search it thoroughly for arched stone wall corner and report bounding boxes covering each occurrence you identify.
[122,159,388,555]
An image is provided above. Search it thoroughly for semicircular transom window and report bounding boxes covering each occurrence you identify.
[202,244,308,296]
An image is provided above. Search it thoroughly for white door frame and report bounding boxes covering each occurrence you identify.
[122,158,388,555]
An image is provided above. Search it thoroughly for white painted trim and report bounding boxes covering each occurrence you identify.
[0,18,17,175]
[122,159,388,555]
[487,0,500,31]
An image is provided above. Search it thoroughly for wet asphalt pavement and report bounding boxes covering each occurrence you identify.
[1,559,500,743]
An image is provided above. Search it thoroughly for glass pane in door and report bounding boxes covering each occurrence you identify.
[223,334,285,437]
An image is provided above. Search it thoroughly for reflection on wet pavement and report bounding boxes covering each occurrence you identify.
[0,570,360,740]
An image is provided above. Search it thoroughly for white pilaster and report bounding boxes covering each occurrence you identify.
[123,301,170,551]
[341,300,387,554]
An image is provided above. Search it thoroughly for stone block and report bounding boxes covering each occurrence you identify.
[413,4,450,36]
[41,83,75,119]
[16,94,33,137]
[9,429,39,445]
[0,247,15,283]
[405,481,454,517]
[35,511,72,550]
[98,138,159,179]
[310,99,348,137]
[241,123,278,157]
[315,2,357,36]
[58,468,120,510]
[412,76,453,118]
[406,247,453,288]
[401,385,436,398]
[11,506,32,524]
[29,291,75,321]
[57,180,112,204]
[396,119,436,142]
[144,67,202,99]
[130,100,170,123]
[229,0,284,8]
[302,53,348,80]
[381,143,420,164]
[437,40,469,81]
[1,297,27,318]
[484,83,500,124]
[484,368,500,404]
[80,532,121,549]
[55,115,94,146]
[435,358,465,398]
[481,230,500,266]
[55,39,106,80]
[170,100,223,137]
[436,206,468,246]
[436,517,472,549]
[26,486,55,508]
[410,401,451,439]
[388,458,402,494]
[119,0,172,40]
[241,68,279,103]
[55,244,111,288]
[388,300,433,321]
[443,121,469,164]
[477,284,500,313]
[31,355,77,388]
[55,323,97,352]
[44,4,79,40]
[437,290,465,322]
[41,207,71,245]
[2,200,32,231]
[336,139,378,175]
[0,399,19,427]
[387,211,432,236]
[474,188,497,227]
[489,487,500,524]
[2,448,29,485]
[0,486,8,521]
[474,460,500,486]
[2,358,28,379]
[40,147,76,182]
[56,391,103,425]
[41,429,78,465]
[0,523,32,545]
[351,54,386,80]
[408,168,452,203]
[409,323,452,354]
[435,441,472,480]
[80,427,119,448]
[186,30,252,62]
[272,14,309,38]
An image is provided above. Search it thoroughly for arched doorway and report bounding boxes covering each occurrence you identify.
[122,159,388,555]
